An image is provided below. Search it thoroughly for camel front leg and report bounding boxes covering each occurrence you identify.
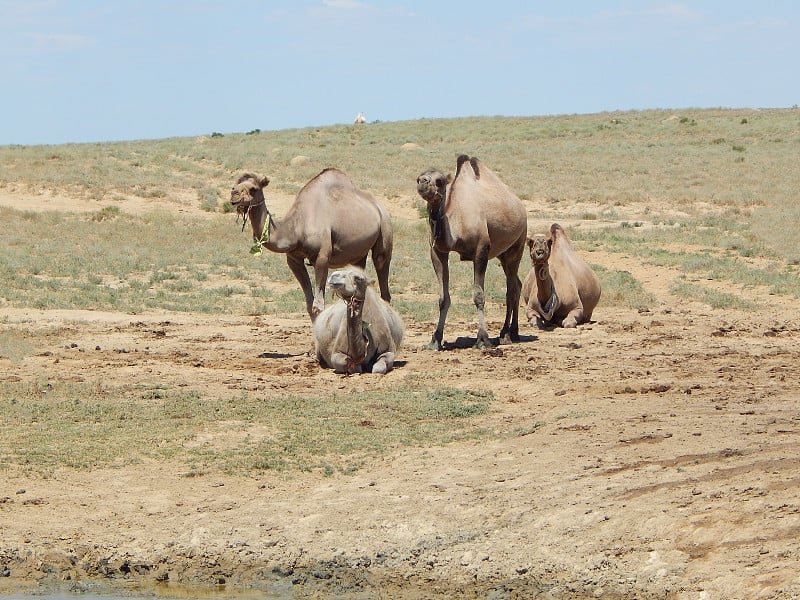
[561,304,585,328]
[371,351,395,374]
[329,352,362,374]
[472,245,492,349]
[286,255,315,321]
[426,248,450,350]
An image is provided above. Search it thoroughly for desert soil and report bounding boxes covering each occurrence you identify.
[1,190,799,600]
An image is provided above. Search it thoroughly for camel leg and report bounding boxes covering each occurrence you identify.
[561,305,585,328]
[329,352,362,374]
[472,245,492,349]
[498,241,524,343]
[427,248,451,350]
[371,351,395,374]
[311,255,331,318]
[372,249,392,304]
[286,255,315,321]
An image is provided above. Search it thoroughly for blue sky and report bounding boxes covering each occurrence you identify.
[1,1,798,145]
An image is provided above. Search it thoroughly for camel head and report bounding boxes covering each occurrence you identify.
[527,234,552,265]
[328,267,372,302]
[416,169,451,204]
[230,173,270,216]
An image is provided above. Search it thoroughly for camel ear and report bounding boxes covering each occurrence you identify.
[526,237,534,249]
[445,173,453,185]
[236,172,270,188]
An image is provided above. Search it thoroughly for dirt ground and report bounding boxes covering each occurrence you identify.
[1,190,799,599]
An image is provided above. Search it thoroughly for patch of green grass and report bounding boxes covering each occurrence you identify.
[751,204,800,265]
[0,331,34,364]
[0,381,496,475]
[592,265,658,310]
[671,280,757,310]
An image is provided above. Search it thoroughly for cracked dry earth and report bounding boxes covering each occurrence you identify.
[1,198,800,599]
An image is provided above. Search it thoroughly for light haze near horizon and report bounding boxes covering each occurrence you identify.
[1,0,798,145]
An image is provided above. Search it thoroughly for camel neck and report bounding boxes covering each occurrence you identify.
[427,198,446,244]
[535,263,553,302]
[534,262,558,321]
[248,201,277,251]
[346,295,368,366]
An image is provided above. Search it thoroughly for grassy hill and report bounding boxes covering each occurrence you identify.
[1,108,799,318]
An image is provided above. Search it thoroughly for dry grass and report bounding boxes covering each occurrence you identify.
[2,108,800,473]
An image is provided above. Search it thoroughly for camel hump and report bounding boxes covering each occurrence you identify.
[549,223,575,251]
[298,167,352,195]
[455,155,470,177]
[455,155,481,180]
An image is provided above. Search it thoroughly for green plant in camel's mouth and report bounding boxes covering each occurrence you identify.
[250,218,270,256]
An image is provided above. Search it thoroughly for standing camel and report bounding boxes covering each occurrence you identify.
[416,155,527,349]
[230,170,393,321]
[314,266,404,374]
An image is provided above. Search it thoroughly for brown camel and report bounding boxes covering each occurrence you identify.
[416,155,527,349]
[314,266,404,374]
[522,223,601,328]
[230,170,393,320]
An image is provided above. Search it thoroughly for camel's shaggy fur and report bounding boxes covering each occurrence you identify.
[230,170,393,321]
[416,155,527,349]
[313,266,404,375]
[522,223,601,328]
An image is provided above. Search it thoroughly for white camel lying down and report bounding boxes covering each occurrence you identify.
[522,223,601,328]
[314,266,404,374]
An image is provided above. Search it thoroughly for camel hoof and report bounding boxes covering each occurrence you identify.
[473,337,494,350]
[424,340,443,351]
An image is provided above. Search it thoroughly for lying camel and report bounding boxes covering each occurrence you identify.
[314,266,404,374]
[230,170,393,321]
[522,223,601,328]
[416,155,527,349]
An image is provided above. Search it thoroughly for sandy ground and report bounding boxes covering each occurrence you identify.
[1,190,799,599]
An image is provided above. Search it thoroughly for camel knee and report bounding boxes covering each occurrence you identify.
[473,289,485,309]
[330,353,361,374]
[371,352,395,374]
[563,309,583,328]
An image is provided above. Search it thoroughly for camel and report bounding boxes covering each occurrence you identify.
[230,170,393,321]
[416,155,527,349]
[522,223,601,328]
[313,266,404,374]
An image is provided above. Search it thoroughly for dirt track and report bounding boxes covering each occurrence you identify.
[1,192,800,599]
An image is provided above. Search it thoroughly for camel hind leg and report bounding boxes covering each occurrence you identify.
[286,255,316,321]
[371,248,392,304]
[371,216,393,303]
[498,237,525,343]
